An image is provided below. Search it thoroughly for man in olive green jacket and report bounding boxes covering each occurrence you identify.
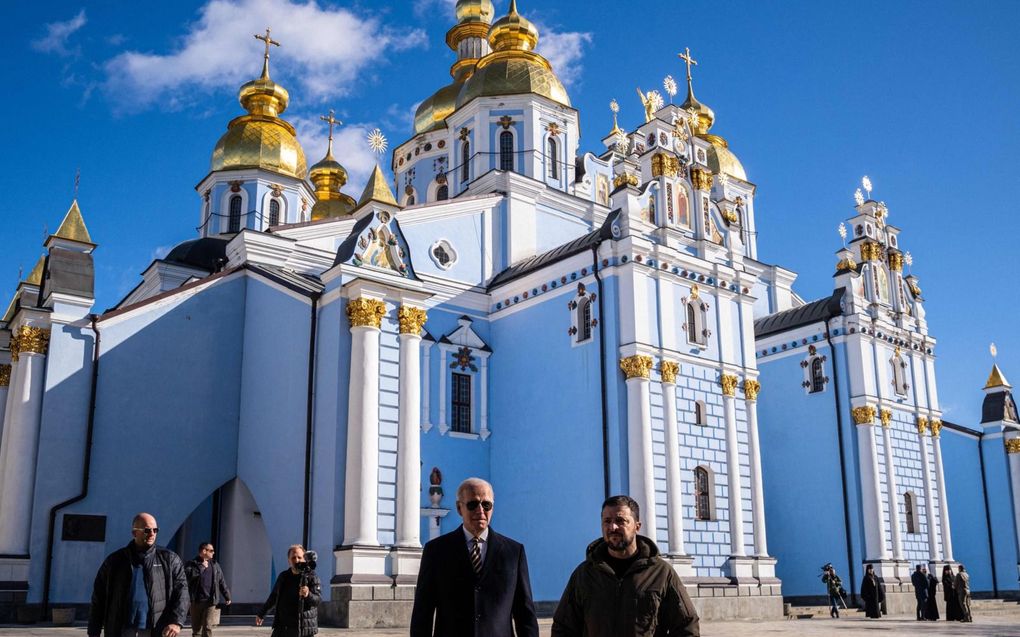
[551,495,700,637]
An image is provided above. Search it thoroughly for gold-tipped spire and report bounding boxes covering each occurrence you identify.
[53,200,93,244]
[678,46,714,134]
[357,165,398,207]
[985,363,1011,389]
[254,27,280,80]
[309,110,356,219]
[25,256,45,286]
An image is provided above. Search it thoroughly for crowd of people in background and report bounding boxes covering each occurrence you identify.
[822,561,973,623]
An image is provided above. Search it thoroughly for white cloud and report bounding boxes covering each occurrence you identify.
[151,245,174,261]
[32,9,87,57]
[103,0,426,112]
[413,0,456,21]
[292,116,384,196]
[535,26,592,88]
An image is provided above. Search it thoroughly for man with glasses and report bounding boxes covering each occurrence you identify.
[410,477,539,637]
[88,512,189,637]
[184,543,231,636]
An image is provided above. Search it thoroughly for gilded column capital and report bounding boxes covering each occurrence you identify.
[660,360,679,385]
[888,251,903,272]
[651,153,681,178]
[880,408,892,428]
[720,374,739,397]
[346,297,387,329]
[0,363,10,387]
[690,168,713,191]
[744,379,761,401]
[930,418,943,438]
[852,405,876,425]
[397,305,428,336]
[10,326,50,361]
[860,240,884,262]
[916,416,929,436]
[620,355,654,380]
[613,172,639,189]
[1005,438,1020,454]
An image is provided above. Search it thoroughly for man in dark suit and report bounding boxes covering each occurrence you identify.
[410,477,539,637]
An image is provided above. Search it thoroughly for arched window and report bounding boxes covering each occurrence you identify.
[577,297,592,343]
[648,195,656,224]
[406,194,415,206]
[461,140,471,182]
[686,303,698,344]
[694,467,712,520]
[437,184,449,201]
[499,131,514,172]
[904,492,917,533]
[810,358,825,393]
[547,136,559,179]
[228,195,242,233]
[694,400,707,426]
[268,199,280,226]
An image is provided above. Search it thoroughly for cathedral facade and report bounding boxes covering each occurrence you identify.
[1,0,1017,625]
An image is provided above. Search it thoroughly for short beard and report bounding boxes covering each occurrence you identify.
[606,535,633,552]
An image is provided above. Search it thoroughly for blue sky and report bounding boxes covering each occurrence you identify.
[5,0,1018,427]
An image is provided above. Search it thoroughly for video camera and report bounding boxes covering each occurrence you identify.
[297,550,317,574]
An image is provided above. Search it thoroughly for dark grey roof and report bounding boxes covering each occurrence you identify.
[42,250,94,300]
[981,390,1018,424]
[165,237,229,271]
[754,289,845,338]
[487,210,619,290]
[246,264,323,296]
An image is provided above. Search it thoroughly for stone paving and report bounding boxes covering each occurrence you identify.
[2,616,1020,637]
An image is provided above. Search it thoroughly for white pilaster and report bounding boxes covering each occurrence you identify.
[421,344,431,432]
[0,347,48,555]
[621,356,658,542]
[855,408,890,561]
[931,427,953,562]
[1008,439,1020,560]
[396,324,423,548]
[880,416,904,561]
[722,386,746,558]
[917,422,940,561]
[342,301,383,547]
[660,366,685,556]
[745,389,767,558]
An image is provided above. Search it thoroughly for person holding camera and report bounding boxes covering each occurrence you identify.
[820,563,845,618]
[184,542,231,636]
[255,544,320,637]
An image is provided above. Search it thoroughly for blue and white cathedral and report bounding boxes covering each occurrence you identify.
[1,0,1018,625]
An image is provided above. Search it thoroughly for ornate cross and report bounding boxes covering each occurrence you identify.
[320,109,341,153]
[254,27,280,63]
[678,47,698,81]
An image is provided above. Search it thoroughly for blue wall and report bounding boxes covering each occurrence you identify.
[941,429,997,592]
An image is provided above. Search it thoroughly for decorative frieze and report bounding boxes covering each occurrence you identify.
[916,416,930,435]
[852,405,876,425]
[720,373,739,397]
[743,379,761,401]
[619,355,653,380]
[659,360,679,385]
[10,326,50,362]
[880,408,892,428]
[690,167,713,191]
[0,363,10,387]
[1005,438,1020,454]
[346,297,387,329]
[397,305,427,335]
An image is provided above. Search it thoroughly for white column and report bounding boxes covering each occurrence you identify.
[1007,437,1020,560]
[660,362,685,556]
[931,421,953,561]
[880,411,904,561]
[421,345,431,432]
[396,306,425,548]
[854,406,890,560]
[721,375,746,557]
[916,417,940,561]
[0,327,50,555]
[744,381,768,557]
[0,363,10,442]
[621,355,658,542]
[342,298,384,547]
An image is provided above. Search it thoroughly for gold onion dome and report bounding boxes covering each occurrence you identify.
[211,52,307,179]
[414,0,495,135]
[456,0,570,109]
[681,73,746,181]
[310,154,356,220]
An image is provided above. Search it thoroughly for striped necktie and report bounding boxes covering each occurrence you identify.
[470,537,483,575]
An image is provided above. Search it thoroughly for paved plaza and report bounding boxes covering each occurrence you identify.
[2,616,1019,637]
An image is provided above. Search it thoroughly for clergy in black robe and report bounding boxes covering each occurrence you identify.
[860,565,883,619]
[925,572,940,620]
[942,565,962,621]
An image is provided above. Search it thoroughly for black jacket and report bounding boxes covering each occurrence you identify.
[184,558,231,605]
[258,569,321,637]
[410,526,539,637]
[551,536,700,637]
[88,542,189,637]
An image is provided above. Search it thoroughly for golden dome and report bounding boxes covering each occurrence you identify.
[210,57,307,179]
[682,93,715,135]
[701,134,747,181]
[455,0,494,24]
[414,80,464,135]
[311,194,356,220]
[456,0,570,109]
[309,134,355,219]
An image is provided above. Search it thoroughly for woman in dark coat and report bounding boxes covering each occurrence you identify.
[925,570,940,620]
[860,564,883,618]
[942,565,962,621]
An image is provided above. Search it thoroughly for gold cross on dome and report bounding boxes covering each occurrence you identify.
[678,47,698,81]
[255,27,281,62]
[320,109,342,143]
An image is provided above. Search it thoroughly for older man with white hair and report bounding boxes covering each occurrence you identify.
[410,477,538,637]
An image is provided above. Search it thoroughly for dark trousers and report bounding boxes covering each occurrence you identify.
[270,628,301,637]
[191,599,219,636]
[916,598,925,620]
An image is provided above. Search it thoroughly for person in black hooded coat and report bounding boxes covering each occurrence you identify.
[860,564,883,619]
